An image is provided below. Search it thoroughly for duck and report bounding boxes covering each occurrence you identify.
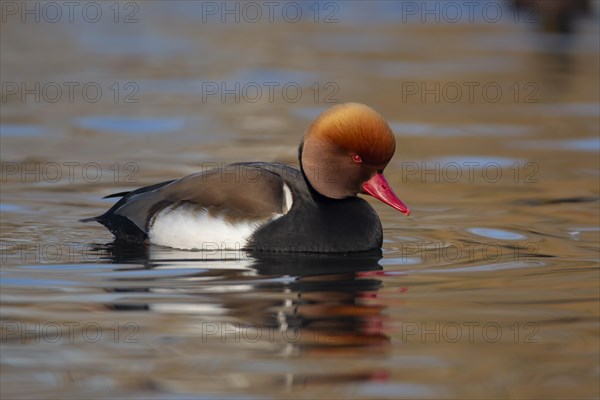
[82,103,410,253]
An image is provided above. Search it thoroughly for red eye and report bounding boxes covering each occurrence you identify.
[352,154,362,163]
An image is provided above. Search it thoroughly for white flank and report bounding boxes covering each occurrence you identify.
[282,183,293,213]
[149,204,275,250]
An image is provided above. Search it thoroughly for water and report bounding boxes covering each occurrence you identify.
[1,2,599,399]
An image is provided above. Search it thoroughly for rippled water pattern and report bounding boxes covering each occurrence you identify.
[1,2,599,399]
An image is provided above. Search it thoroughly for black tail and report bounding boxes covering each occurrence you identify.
[79,180,176,243]
[103,191,132,199]
[79,190,134,223]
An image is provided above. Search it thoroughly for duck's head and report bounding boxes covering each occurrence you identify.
[301,102,410,215]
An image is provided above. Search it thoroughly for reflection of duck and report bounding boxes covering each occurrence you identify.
[98,241,390,347]
[254,252,387,349]
[512,0,591,33]
[96,242,393,390]
[82,103,410,252]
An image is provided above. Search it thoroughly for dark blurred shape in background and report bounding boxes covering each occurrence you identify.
[512,0,592,33]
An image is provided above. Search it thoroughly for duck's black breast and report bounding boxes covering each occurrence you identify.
[248,164,383,253]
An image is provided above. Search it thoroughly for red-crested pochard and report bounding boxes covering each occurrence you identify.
[82,103,410,252]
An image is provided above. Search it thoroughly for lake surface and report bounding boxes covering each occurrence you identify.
[1,2,599,399]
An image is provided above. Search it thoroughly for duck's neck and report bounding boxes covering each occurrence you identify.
[297,141,339,203]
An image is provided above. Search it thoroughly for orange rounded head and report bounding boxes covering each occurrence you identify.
[301,103,410,215]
